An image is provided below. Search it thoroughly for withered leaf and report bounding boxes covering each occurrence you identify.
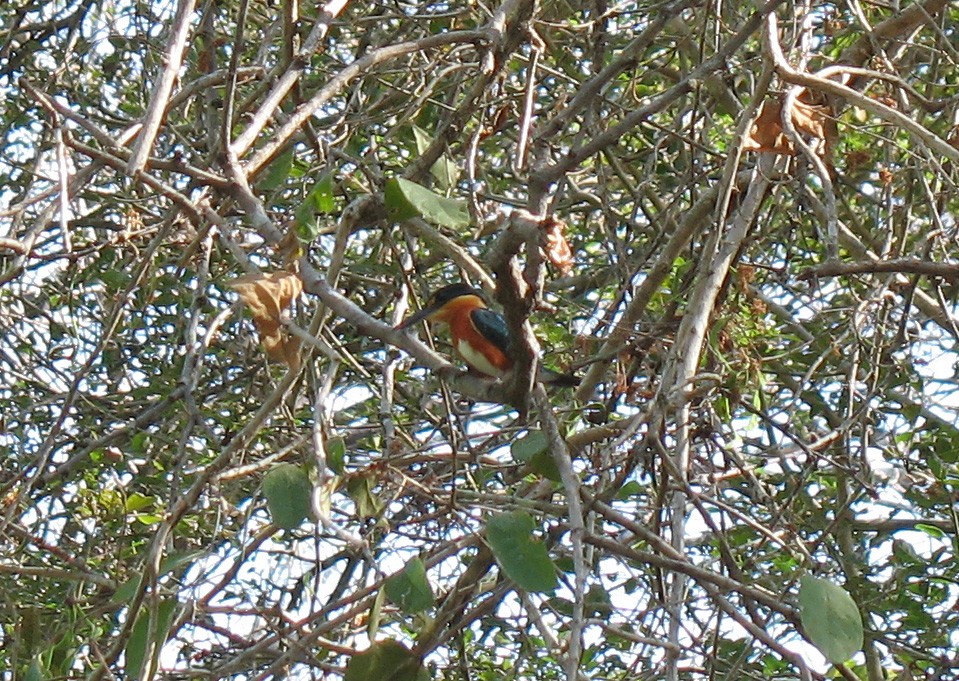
[541,216,574,276]
[744,95,837,163]
[744,99,794,154]
[230,270,303,370]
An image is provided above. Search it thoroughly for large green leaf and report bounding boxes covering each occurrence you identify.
[385,557,434,614]
[124,599,177,680]
[263,463,314,529]
[486,511,558,592]
[384,177,469,228]
[798,575,863,664]
[510,430,561,482]
[344,640,430,681]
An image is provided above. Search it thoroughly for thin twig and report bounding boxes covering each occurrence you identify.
[126,0,198,175]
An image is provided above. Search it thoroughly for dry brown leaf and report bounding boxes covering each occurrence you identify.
[230,270,303,370]
[743,99,794,154]
[541,216,574,276]
[744,95,837,164]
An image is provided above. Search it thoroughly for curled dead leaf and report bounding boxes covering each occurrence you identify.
[541,216,574,276]
[744,95,837,167]
[744,99,794,154]
[230,270,303,370]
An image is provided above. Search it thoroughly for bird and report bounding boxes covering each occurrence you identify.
[397,283,578,387]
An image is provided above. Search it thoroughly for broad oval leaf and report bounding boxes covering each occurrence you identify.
[510,431,548,463]
[384,177,469,229]
[510,431,561,481]
[344,640,429,681]
[385,557,434,614]
[263,463,313,529]
[798,574,863,664]
[486,511,558,593]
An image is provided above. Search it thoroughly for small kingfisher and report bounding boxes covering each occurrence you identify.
[397,283,578,387]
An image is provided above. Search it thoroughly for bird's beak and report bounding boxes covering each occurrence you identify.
[395,303,439,330]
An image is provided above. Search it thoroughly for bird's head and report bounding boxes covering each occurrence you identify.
[397,283,486,329]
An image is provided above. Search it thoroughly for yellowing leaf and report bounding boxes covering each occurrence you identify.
[229,271,303,369]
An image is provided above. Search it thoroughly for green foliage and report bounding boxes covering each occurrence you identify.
[486,511,558,593]
[344,640,429,681]
[384,177,470,228]
[263,464,314,529]
[125,599,178,680]
[385,557,435,614]
[510,430,561,481]
[294,172,337,242]
[1,0,957,677]
[798,575,864,664]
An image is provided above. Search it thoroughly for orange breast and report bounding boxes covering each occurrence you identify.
[443,303,512,377]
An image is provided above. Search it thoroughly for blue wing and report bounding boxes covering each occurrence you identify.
[470,308,511,356]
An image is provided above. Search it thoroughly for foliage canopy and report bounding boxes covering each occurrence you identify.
[1,0,958,679]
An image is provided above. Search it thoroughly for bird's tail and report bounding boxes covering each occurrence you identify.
[537,366,579,387]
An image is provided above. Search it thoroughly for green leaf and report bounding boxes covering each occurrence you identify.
[430,155,459,191]
[615,480,644,500]
[798,575,863,664]
[346,476,384,518]
[412,124,459,190]
[368,587,385,642]
[915,523,946,539]
[327,436,346,474]
[124,599,177,680]
[511,431,548,462]
[344,640,430,681]
[486,511,558,593]
[134,513,164,525]
[258,148,294,191]
[385,557,434,614]
[25,658,44,681]
[263,464,314,529]
[585,584,612,617]
[529,451,562,482]
[384,177,469,229]
[124,492,154,512]
[310,173,336,213]
[293,173,336,242]
[510,431,560,481]
[411,125,432,155]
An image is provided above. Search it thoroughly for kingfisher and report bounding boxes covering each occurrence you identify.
[397,283,578,387]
